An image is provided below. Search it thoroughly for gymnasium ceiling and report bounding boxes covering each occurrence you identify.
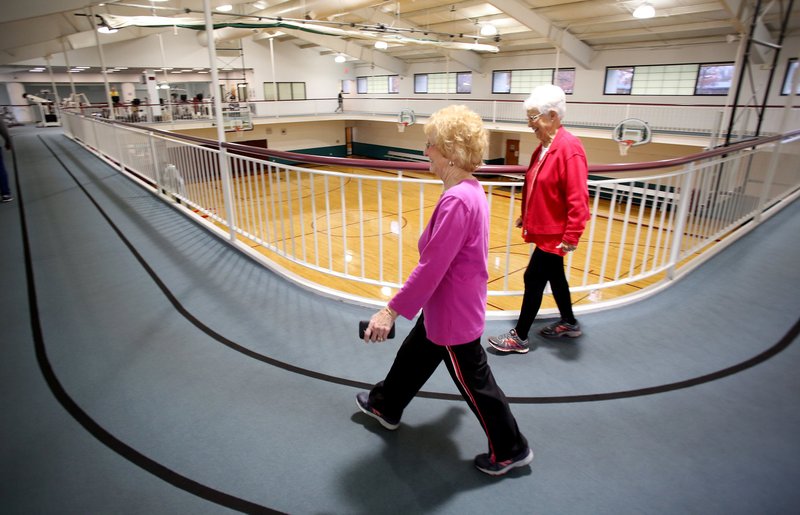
[0,0,797,75]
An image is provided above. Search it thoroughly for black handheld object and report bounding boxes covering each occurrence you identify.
[359,320,396,339]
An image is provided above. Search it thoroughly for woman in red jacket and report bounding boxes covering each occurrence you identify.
[488,85,590,354]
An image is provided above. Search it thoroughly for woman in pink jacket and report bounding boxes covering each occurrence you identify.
[358,105,532,477]
[489,85,590,354]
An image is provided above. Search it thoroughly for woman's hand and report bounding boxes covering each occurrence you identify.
[364,306,398,343]
[557,241,577,252]
[515,216,523,228]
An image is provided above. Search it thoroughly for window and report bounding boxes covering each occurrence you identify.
[413,72,471,94]
[632,64,697,95]
[695,64,735,95]
[456,72,472,93]
[355,75,399,94]
[414,74,428,94]
[781,58,799,95]
[491,69,574,94]
[605,63,735,96]
[511,69,553,93]
[604,67,634,94]
[554,69,576,94]
[263,82,306,100]
[388,75,400,94]
[492,71,511,94]
[341,80,351,94]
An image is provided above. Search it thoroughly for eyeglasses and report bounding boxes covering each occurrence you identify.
[425,142,434,149]
[527,113,545,123]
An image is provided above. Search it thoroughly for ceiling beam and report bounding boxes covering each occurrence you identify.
[349,7,485,73]
[580,20,735,42]
[255,29,408,75]
[489,0,594,68]
[718,0,774,63]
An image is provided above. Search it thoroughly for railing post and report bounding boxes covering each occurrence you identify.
[218,146,238,242]
[114,124,125,173]
[148,131,165,198]
[90,116,99,151]
[754,138,782,224]
[667,164,695,280]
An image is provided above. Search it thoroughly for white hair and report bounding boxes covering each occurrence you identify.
[523,84,567,119]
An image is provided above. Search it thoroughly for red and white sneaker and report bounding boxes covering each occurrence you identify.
[539,319,582,338]
[487,329,529,353]
[474,447,534,476]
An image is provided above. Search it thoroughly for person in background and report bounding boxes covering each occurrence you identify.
[356,104,533,477]
[0,115,13,203]
[335,90,344,113]
[488,84,590,354]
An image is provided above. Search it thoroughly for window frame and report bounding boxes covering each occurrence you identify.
[413,71,472,94]
[604,62,736,96]
[781,58,799,96]
[694,63,736,96]
[355,74,400,94]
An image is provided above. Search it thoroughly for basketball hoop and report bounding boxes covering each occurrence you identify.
[397,108,415,132]
[618,140,634,156]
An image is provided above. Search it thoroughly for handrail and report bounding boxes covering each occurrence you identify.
[60,109,800,318]
[80,106,799,177]
[591,129,800,174]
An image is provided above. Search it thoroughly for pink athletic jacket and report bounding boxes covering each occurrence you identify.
[389,179,488,346]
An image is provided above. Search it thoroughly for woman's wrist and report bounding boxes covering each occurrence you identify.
[383,306,398,320]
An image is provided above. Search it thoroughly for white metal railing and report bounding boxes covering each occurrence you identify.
[61,110,800,318]
[64,97,799,138]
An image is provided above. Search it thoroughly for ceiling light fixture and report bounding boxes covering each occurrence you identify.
[216,4,234,12]
[97,24,118,34]
[252,1,267,9]
[633,2,655,19]
[479,23,497,37]
[334,54,346,63]
[374,40,388,50]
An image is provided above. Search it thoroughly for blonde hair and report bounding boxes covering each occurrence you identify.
[424,105,487,172]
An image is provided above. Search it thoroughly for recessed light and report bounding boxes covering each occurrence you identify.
[633,3,655,19]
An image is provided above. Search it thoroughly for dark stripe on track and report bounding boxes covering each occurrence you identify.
[16,140,282,514]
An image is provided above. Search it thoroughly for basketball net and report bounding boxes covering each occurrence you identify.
[397,121,407,133]
[234,120,243,133]
[618,140,634,156]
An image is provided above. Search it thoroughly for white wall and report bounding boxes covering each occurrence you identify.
[3,29,797,108]
[176,119,348,152]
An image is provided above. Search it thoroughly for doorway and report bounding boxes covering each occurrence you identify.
[505,139,520,165]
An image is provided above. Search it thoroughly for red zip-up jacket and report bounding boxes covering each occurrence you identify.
[520,127,590,255]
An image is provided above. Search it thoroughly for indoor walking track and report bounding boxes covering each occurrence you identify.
[1,125,799,514]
